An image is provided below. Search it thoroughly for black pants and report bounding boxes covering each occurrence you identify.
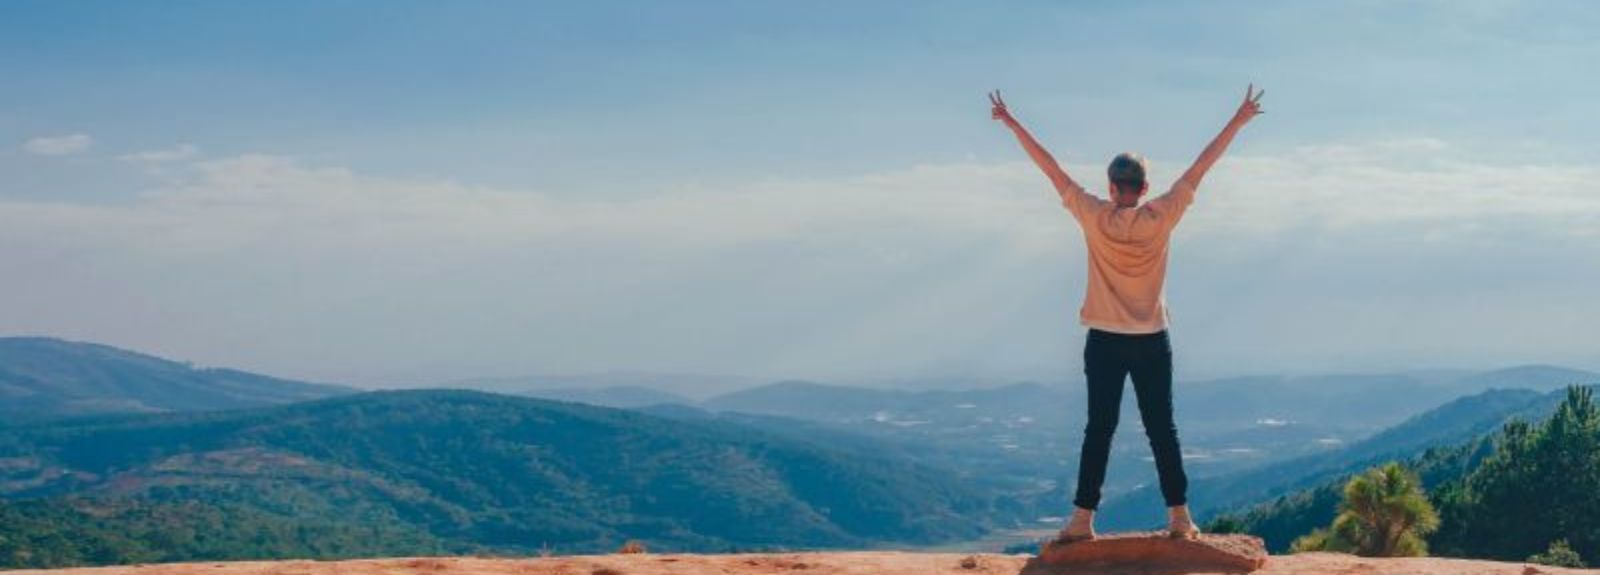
[1072,328,1188,510]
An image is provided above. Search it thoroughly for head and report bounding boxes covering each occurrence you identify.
[1106,152,1149,208]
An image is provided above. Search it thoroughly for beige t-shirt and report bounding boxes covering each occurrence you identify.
[1060,180,1197,334]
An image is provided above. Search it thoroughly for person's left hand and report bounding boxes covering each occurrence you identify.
[1234,84,1265,124]
[989,90,1018,126]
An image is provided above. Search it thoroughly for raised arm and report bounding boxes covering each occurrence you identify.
[1176,84,1264,191]
[989,91,1090,209]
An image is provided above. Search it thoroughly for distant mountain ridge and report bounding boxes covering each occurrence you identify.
[0,337,354,423]
[702,379,1065,422]
[697,366,1599,433]
[516,385,693,409]
[1447,364,1597,392]
[686,366,1600,526]
[448,371,762,401]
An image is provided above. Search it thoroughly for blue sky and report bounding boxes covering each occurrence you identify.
[3,1,1598,388]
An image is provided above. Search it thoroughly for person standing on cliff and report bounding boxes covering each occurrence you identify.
[990,85,1265,541]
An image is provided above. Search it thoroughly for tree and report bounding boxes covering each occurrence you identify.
[1290,462,1438,557]
[1203,516,1245,535]
[1431,386,1600,561]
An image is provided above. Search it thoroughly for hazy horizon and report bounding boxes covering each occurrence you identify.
[4,2,1598,387]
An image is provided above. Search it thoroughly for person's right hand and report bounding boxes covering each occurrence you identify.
[989,90,1018,127]
[1233,84,1265,124]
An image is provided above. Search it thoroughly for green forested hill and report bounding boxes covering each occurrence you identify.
[0,496,449,567]
[0,389,1014,568]
[1206,437,1494,552]
[0,337,353,423]
[1209,385,1600,561]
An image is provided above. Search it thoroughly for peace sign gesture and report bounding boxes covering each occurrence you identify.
[989,90,1018,127]
[1234,84,1265,124]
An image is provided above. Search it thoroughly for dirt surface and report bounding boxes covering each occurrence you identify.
[6,551,1598,575]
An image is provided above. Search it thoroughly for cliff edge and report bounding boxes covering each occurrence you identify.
[6,550,1595,575]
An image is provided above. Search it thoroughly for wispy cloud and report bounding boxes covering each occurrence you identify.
[118,143,199,163]
[1177,137,1600,236]
[66,137,1593,258]
[22,133,93,156]
[0,138,1594,382]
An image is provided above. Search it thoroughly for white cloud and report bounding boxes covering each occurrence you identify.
[1178,137,1600,236]
[23,133,94,156]
[0,138,1595,383]
[13,138,1596,262]
[118,143,199,163]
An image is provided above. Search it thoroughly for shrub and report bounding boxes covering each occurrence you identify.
[1528,539,1586,568]
[616,540,646,554]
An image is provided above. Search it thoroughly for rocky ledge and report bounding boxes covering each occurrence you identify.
[6,549,1595,575]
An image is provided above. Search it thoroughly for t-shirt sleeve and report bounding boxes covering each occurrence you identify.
[1144,179,1197,227]
[1059,181,1106,222]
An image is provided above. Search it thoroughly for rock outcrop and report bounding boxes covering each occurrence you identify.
[8,550,1596,575]
[1028,532,1269,573]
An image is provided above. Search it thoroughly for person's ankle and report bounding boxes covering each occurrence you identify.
[1061,506,1096,540]
[1167,504,1199,538]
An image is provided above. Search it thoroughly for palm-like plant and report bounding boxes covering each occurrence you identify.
[1291,462,1439,556]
